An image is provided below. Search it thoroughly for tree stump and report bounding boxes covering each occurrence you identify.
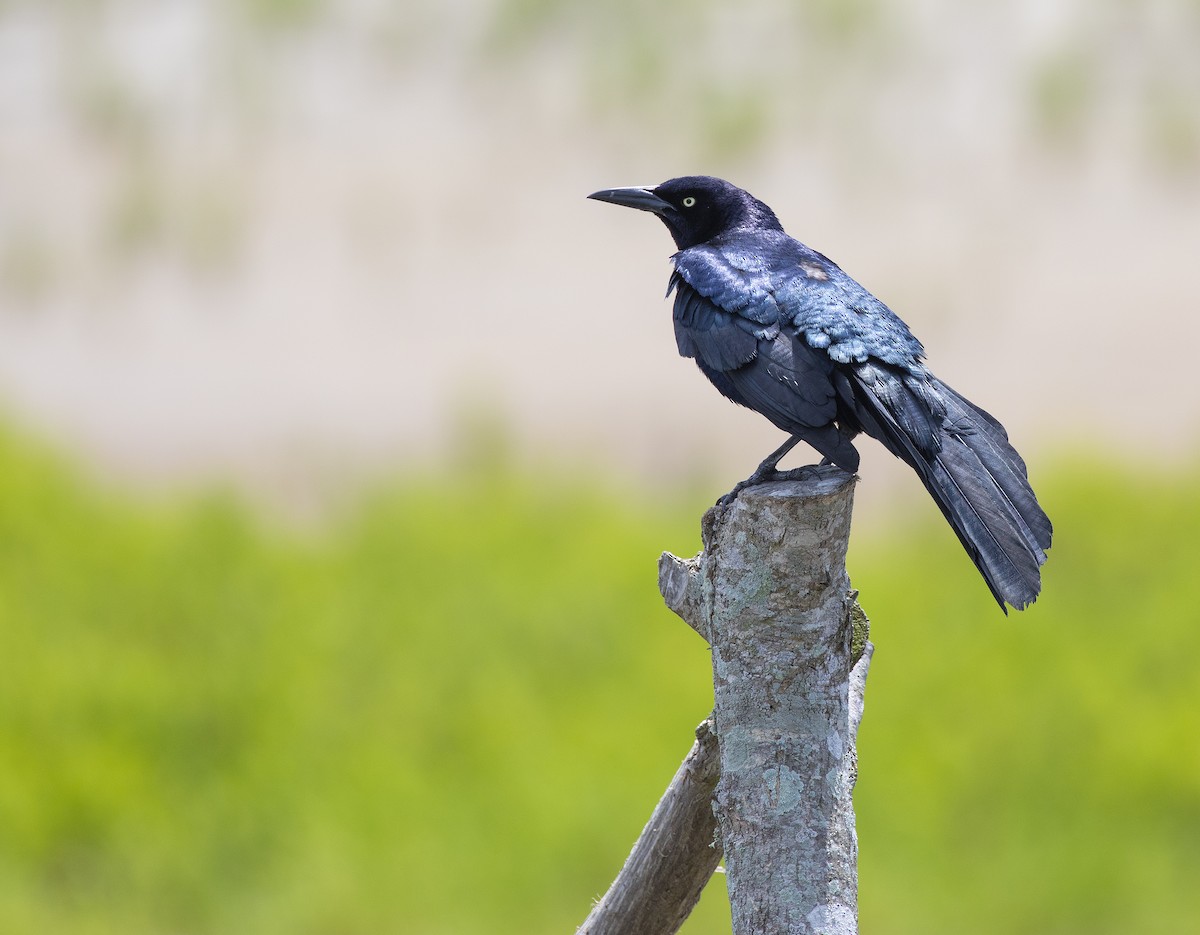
[579,468,872,935]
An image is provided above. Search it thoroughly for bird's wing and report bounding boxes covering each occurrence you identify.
[670,247,854,466]
[770,252,928,368]
[670,273,762,371]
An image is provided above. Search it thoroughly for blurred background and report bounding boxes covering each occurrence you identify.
[1,0,1198,932]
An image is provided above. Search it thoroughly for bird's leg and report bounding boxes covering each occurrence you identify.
[752,435,804,476]
[717,436,818,506]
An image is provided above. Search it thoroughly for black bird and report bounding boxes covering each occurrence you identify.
[588,176,1051,611]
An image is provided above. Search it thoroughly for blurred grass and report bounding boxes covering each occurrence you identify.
[0,426,1197,934]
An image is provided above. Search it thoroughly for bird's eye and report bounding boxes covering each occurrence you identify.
[682,196,696,207]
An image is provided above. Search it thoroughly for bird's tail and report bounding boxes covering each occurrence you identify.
[840,367,1053,611]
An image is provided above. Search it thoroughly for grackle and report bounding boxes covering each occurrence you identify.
[589,176,1051,611]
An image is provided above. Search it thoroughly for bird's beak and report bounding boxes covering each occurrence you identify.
[587,186,672,216]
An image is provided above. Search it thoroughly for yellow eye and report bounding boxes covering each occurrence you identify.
[682,196,696,207]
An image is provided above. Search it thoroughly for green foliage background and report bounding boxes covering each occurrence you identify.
[0,426,1197,934]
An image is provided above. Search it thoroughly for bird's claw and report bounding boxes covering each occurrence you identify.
[715,465,822,507]
[714,481,752,508]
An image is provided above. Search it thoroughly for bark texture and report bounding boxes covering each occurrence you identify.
[576,718,721,935]
[703,469,861,935]
[578,468,870,935]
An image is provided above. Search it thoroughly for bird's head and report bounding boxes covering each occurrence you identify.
[588,176,783,250]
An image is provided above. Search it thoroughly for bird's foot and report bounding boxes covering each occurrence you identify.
[715,465,823,507]
[714,477,755,508]
[773,466,825,483]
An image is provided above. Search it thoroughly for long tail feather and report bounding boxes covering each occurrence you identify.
[838,367,1052,611]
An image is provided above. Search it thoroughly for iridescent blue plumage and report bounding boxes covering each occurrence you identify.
[588,175,1052,611]
[673,231,928,368]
